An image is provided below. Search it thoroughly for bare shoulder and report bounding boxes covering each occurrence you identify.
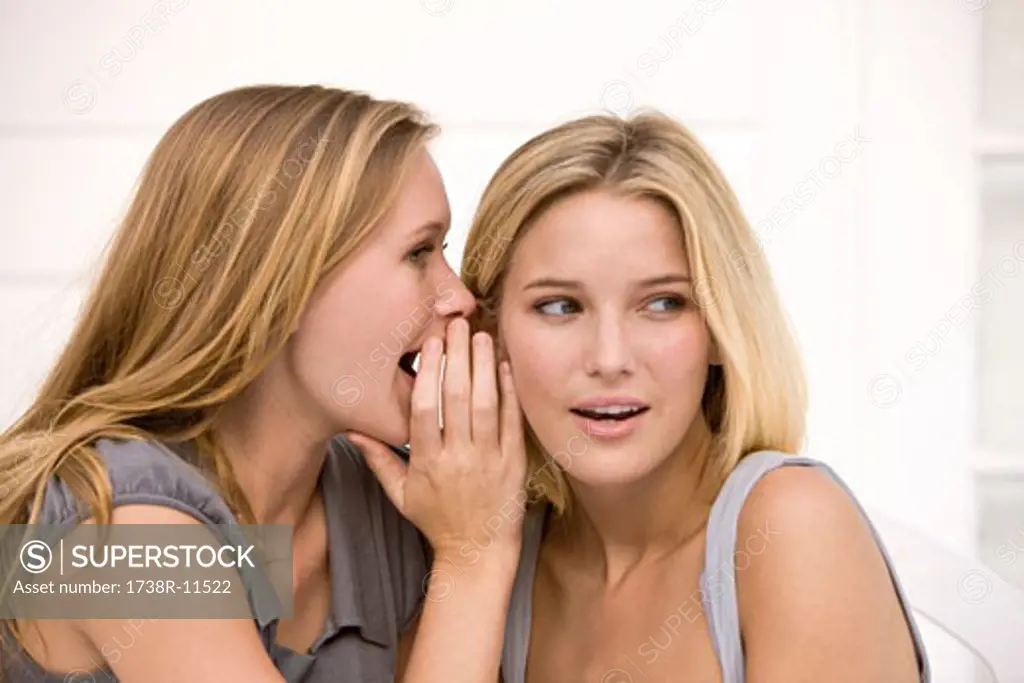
[733,462,923,682]
[738,462,861,541]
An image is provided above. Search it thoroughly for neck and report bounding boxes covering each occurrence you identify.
[554,418,717,586]
[213,361,334,527]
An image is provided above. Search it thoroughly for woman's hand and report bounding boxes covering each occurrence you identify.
[347,317,528,564]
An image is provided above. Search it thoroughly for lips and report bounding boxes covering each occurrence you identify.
[570,397,650,422]
[569,397,649,440]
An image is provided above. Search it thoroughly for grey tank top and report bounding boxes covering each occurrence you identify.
[501,450,932,682]
[3,436,430,683]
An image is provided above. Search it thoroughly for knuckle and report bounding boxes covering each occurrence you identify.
[411,397,435,416]
[474,395,499,413]
[444,385,470,403]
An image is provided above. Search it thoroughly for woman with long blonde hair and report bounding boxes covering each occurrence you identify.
[0,84,526,683]
[460,112,931,682]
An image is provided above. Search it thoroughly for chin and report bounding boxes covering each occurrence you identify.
[360,411,410,448]
[563,454,666,489]
[332,392,410,448]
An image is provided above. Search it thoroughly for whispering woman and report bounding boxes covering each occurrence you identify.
[0,84,526,683]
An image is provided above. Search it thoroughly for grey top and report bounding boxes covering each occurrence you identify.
[4,436,430,683]
[501,450,932,683]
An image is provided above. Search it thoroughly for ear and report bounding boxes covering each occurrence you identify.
[495,333,510,363]
[708,334,723,367]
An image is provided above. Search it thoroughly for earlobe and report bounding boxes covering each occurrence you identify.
[709,336,723,367]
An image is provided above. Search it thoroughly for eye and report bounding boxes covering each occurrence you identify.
[407,240,450,266]
[534,298,581,317]
[406,242,436,265]
[645,295,686,313]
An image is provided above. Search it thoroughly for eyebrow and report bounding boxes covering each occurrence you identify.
[523,274,692,290]
[411,220,448,240]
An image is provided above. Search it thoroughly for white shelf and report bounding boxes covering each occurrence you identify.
[971,448,1024,477]
[975,130,1024,158]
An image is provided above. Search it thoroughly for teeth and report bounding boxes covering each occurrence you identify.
[585,406,642,415]
[589,405,634,417]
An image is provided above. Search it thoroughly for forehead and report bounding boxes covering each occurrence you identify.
[505,190,690,284]
[379,149,451,240]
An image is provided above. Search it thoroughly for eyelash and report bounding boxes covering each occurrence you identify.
[407,241,449,265]
[533,294,688,317]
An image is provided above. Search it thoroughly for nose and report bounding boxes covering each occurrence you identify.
[583,312,636,380]
[433,267,477,323]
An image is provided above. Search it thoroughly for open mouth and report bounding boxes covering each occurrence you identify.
[570,405,650,422]
[398,349,420,378]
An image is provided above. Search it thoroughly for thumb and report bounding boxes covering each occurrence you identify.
[345,432,408,513]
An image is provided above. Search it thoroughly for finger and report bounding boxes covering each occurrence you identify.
[410,336,443,457]
[442,318,472,446]
[346,432,408,513]
[498,360,525,458]
[471,331,499,448]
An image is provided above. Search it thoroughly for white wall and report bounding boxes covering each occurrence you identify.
[0,1,1013,679]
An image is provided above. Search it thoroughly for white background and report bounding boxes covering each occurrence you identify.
[1,1,1022,680]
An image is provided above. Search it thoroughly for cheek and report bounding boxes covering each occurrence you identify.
[289,296,365,395]
[643,319,712,398]
[501,314,571,413]
[292,268,409,391]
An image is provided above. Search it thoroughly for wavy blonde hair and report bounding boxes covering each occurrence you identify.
[461,111,807,513]
[0,84,436,527]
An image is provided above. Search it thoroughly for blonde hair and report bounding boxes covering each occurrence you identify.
[461,111,807,513]
[0,84,436,526]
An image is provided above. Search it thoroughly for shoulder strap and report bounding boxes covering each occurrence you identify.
[700,450,931,683]
[501,503,548,683]
[700,450,810,683]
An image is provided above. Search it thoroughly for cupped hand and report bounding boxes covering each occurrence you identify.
[347,318,528,562]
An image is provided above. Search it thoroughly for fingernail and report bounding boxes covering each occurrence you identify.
[424,336,441,355]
